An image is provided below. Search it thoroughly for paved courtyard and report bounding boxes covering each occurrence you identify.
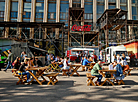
[0,67,138,102]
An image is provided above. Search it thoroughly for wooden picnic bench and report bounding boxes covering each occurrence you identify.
[62,69,69,76]
[86,73,96,86]
[124,68,133,76]
[46,73,59,85]
[11,69,27,85]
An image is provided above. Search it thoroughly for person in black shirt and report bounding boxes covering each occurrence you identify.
[35,58,43,67]
[18,59,30,82]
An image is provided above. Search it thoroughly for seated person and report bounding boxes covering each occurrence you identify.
[89,57,93,62]
[18,59,31,82]
[12,57,21,70]
[91,60,103,85]
[82,56,91,71]
[113,61,125,80]
[81,57,84,65]
[28,57,34,68]
[109,63,114,70]
[58,57,64,68]
[35,58,43,67]
[120,57,129,72]
[82,56,91,66]
[51,56,55,64]
[55,56,60,62]
[61,57,71,75]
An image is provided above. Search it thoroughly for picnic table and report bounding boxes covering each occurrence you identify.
[99,69,116,86]
[46,73,59,85]
[69,63,81,76]
[26,66,49,85]
[11,68,27,85]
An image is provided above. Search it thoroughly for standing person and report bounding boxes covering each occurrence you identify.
[99,51,103,61]
[113,54,117,62]
[4,50,13,72]
[117,54,121,63]
[91,60,103,85]
[21,51,27,62]
[76,51,80,63]
[93,54,97,63]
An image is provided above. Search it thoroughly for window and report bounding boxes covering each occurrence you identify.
[132,0,135,3]
[23,1,31,22]
[0,1,5,11]
[97,5,104,19]
[108,0,115,2]
[60,0,69,26]
[48,0,56,22]
[97,0,104,2]
[132,6,137,20]
[84,0,93,20]
[120,6,126,10]
[35,1,44,22]
[109,5,115,9]
[85,4,93,13]
[10,1,18,22]
[120,0,126,3]
[72,0,81,8]
[0,1,5,21]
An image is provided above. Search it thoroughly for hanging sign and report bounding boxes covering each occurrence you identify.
[71,24,92,31]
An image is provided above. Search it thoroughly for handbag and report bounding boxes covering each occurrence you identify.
[105,73,111,78]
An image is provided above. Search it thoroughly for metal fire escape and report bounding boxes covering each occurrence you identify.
[68,7,99,48]
[97,8,128,49]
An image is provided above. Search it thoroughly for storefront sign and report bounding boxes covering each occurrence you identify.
[71,24,92,31]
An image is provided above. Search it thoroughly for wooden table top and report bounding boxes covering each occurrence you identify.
[69,63,82,66]
[26,66,49,71]
[99,69,116,72]
[11,69,18,71]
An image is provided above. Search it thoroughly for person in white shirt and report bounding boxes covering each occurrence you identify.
[61,57,71,75]
[109,63,114,70]
[117,54,121,63]
[120,57,129,72]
